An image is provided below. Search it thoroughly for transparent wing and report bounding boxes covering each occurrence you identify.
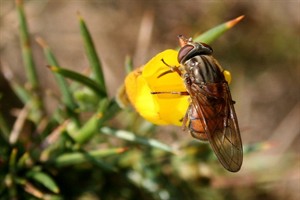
[189,83,243,172]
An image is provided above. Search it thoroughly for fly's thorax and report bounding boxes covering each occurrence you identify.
[183,55,225,84]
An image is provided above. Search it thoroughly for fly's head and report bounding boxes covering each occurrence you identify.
[177,35,213,66]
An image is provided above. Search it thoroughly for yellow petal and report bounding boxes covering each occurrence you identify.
[134,76,170,125]
[125,67,169,125]
[125,49,189,126]
[143,50,189,125]
[124,67,142,107]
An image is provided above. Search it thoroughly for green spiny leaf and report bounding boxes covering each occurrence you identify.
[36,37,80,126]
[78,13,107,96]
[26,170,59,194]
[47,65,106,97]
[194,15,244,44]
[16,0,38,89]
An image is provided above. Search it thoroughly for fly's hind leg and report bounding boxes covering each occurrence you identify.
[181,104,191,131]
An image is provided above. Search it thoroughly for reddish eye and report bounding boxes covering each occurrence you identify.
[178,45,194,63]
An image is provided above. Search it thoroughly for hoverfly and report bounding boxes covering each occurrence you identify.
[154,35,243,172]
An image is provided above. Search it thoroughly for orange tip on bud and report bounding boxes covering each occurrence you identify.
[227,15,245,28]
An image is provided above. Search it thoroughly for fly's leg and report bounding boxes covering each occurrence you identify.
[151,91,190,129]
[153,59,187,95]
[157,59,182,78]
[151,91,189,95]
[181,104,191,131]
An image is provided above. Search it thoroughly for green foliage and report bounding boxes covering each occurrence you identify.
[0,1,265,200]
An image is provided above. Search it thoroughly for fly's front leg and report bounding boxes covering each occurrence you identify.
[153,59,189,96]
[158,59,183,78]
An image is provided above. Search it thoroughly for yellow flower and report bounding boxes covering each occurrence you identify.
[124,49,232,126]
[125,50,189,126]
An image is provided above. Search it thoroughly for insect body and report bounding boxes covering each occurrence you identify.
[162,35,243,172]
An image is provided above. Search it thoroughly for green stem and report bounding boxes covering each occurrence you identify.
[101,127,174,153]
[53,147,127,168]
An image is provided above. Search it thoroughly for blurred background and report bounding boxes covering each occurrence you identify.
[0,0,299,199]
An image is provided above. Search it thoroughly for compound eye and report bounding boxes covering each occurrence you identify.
[178,45,194,63]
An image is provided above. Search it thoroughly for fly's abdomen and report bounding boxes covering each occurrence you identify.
[188,104,208,141]
[188,84,226,141]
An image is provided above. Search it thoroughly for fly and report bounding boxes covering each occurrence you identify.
[153,35,243,172]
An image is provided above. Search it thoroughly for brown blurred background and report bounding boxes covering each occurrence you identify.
[0,0,299,199]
